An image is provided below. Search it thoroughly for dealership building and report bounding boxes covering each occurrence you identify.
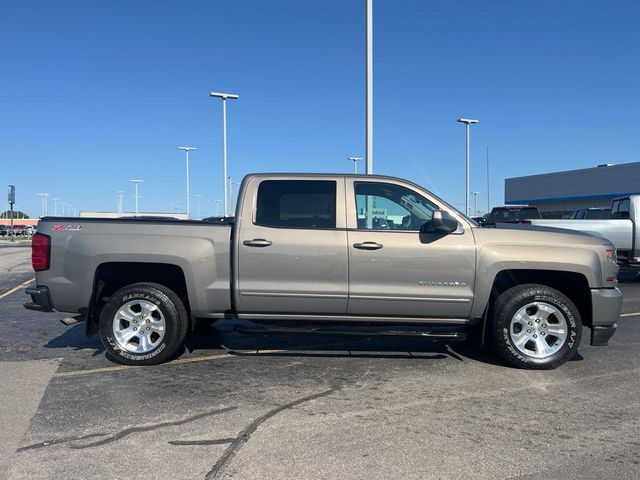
[504,162,640,218]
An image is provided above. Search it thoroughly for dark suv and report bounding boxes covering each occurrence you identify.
[488,206,541,224]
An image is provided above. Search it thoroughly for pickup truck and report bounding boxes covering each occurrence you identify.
[25,173,622,369]
[530,195,640,267]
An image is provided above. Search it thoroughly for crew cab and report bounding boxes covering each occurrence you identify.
[25,174,622,369]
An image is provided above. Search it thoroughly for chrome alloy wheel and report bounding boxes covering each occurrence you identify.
[112,300,166,353]
[509,302,568,359]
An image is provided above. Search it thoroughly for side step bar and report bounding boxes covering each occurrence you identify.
[234,323,467,341]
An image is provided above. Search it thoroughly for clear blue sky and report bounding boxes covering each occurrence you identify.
[1,0,639,218]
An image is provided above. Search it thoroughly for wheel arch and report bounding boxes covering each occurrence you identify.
[484,269,592,329]
[87,262,190,336]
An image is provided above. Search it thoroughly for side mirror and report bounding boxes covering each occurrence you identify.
[421,210,459,234]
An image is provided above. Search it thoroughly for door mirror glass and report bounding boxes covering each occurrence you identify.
[420,210,459,234]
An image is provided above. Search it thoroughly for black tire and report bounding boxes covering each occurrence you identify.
[99,282,189,365]
[491,284,582,369]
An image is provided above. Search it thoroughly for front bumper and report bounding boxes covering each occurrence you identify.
[590,287,622,346]
[24,286,54,312]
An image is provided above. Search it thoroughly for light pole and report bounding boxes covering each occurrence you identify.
[37,193,49,217]
[456,118,479,216]
[365,0,373,174]
[348,156,363,174]
[193,194,202,220]
[214,199,221,217]
[51,198,59,216]
[472,192,480,216]
[177,147,196,219]
[116,191,125,215]
[210,91,239,216]
[129,179,143,216]
[486,146,490,214]
[59,202,66,217]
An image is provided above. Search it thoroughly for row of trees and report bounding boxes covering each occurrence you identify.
[0,210,30,219]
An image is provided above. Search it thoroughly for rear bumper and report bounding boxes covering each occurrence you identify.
[24,286,54,312]
[590,287,622,346]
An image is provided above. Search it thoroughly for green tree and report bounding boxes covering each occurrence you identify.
[0,210,29,219]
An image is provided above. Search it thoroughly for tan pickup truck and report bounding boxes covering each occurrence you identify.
[25,173,622,369]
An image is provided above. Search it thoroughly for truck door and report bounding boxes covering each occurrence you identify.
[345,179,476,318]
[235,177,348,314]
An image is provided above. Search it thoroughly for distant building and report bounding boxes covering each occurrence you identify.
[79,211,189,220]
[505,162,640,218]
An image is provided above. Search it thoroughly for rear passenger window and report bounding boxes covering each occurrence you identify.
[255,180,337,229]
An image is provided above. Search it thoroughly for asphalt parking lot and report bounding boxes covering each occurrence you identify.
[1,242,639,480]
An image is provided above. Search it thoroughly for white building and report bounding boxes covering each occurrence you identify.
[505,162,640,218]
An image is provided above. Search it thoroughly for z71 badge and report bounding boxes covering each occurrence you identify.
[51,224,83,232]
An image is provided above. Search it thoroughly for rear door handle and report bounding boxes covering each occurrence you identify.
[243,238,273,247]
[353,241,383,250]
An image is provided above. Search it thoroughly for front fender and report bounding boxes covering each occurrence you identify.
[470,243,602,318]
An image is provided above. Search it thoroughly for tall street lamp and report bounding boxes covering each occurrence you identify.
[129,179,143,216]
[177,146,196,219]
[193,194,202,220]
[348,156,363,174]
[365,0,373,174]
[210,91,239,216]
[37,193,49,217]
[456,117,479,216]
[116,191,125,215]
[51,198,59,216]
[472,192,480,216]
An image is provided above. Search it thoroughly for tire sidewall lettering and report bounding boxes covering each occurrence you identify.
[494,285,582,368]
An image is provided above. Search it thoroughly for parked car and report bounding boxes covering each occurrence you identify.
[471,216,494,227]
[530,196,639,267]
[488,206,542,224]
[569,208,611,220]
[0,225,8,237]
[25,173,621,369]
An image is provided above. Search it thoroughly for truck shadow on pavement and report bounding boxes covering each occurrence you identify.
[39,318,584,368]
[43,323,105,356]
[183,320,521,368]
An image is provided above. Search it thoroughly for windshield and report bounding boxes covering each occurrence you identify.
[584,209,611,219]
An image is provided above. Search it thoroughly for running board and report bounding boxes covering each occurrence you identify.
[234,323,467,341]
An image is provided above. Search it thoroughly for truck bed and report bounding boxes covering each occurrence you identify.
[35,217,233,317]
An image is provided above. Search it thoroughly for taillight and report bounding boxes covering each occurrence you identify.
[32,232,51,271]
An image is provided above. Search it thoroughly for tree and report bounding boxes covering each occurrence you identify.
[0,210,29,219]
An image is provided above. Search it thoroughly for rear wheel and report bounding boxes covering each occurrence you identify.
[491,284,582,369]
[99,283,188,365]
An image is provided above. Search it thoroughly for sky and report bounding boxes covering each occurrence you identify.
[1,0,639,218]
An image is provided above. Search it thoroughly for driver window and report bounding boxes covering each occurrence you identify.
[354,182,438,231]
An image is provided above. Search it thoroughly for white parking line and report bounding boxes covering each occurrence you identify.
[0,278,34,300]
[53,349,291,378]
[620,311,640,317]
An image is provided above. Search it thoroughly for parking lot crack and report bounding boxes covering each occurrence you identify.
[169,438,236,446]
[18,406,237,452]
[205,386,340,479]
[70,406,237,449]
[17,432,108,452]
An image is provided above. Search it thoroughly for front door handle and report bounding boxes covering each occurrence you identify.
[243,238,273,247]
[353,241,383,250]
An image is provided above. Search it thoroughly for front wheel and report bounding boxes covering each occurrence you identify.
[99,283,189,365]
[491,284,582,369]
